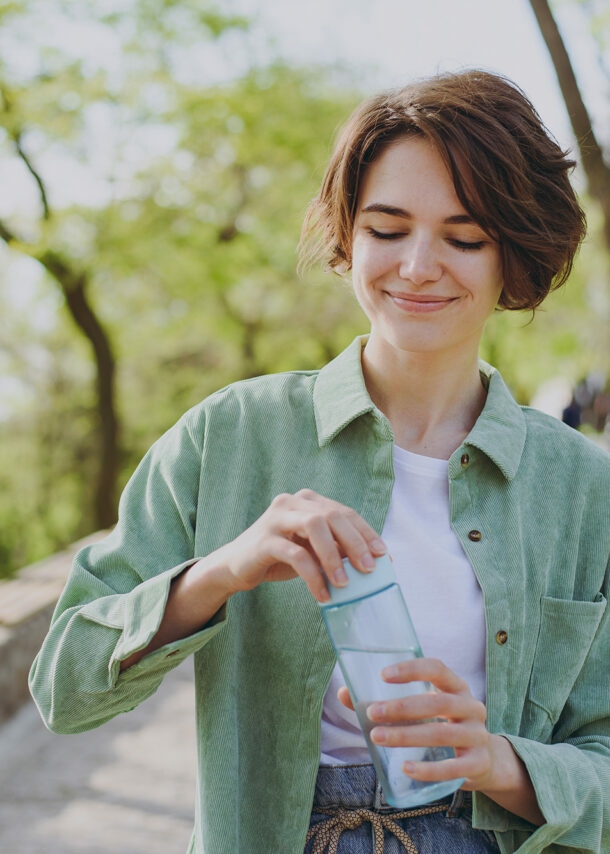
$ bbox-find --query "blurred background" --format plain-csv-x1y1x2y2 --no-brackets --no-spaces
0,0,609,580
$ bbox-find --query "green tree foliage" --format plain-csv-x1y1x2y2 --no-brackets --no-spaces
91,64,366,458
0,0,364,577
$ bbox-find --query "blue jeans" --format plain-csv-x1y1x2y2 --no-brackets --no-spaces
305,765,500,854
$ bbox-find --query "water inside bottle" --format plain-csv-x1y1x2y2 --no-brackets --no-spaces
337,645,463,807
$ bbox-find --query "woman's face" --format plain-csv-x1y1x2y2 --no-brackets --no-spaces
351,136,503,362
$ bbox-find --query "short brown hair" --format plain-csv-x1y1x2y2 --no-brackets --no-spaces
300,69,587,310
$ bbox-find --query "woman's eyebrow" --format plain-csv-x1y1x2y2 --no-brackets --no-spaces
360,203,410,218
444,214,476,225
360,204,476,226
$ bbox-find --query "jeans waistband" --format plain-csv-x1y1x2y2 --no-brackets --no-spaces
313,764,471,817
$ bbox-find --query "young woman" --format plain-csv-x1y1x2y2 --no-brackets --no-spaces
30,70,609,854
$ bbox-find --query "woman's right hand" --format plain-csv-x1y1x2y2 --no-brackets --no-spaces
206,489,387,603
121,490,385,669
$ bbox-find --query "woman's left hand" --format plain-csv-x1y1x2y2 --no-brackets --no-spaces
339,656,492,790
337,656,544,824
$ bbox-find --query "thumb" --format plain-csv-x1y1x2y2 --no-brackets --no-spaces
337,685,354,711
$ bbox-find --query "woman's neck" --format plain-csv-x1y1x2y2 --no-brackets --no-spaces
361,339,487,459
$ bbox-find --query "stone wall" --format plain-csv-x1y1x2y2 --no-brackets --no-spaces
0,532,108,725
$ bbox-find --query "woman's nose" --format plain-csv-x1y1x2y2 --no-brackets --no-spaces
398,235,442,285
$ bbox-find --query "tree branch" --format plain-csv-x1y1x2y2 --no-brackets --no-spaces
529,0,610,247
15,132,51,220
1,82,51,221
0,216,17,245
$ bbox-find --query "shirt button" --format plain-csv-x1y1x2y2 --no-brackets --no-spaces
460,453,470,467
468,530,482,542
495,630,508,645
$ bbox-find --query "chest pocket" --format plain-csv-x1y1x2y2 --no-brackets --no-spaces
522,594,606,743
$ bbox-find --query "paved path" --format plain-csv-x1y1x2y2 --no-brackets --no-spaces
0,661,196,854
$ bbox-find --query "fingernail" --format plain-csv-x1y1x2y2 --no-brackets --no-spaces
333,566,348,586
371,539,386,554
367,703,385,721
371,727,388,744
381,665,400,680
361,552,376,570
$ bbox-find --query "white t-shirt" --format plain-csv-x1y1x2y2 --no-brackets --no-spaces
320,444,487,765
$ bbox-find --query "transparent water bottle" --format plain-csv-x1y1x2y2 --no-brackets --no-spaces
319,554,464,807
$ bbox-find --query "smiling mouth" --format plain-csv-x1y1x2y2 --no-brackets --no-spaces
387,292,458,310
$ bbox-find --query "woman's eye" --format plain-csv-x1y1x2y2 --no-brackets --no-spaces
367,228,404,241
450,239,486,251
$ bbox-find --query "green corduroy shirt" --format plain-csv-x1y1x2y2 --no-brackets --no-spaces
30,337,610,854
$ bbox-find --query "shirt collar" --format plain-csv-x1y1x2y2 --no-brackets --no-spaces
466,362,526,481
313,336,526,481
313,336,378,446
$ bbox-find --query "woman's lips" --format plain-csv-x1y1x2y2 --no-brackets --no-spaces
387,291,458,312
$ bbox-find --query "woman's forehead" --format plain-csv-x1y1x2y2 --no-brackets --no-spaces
357,137,466,215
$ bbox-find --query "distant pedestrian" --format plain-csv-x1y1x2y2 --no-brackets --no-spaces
561,396,581,429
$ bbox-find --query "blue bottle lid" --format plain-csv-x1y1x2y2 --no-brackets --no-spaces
319,553,396,607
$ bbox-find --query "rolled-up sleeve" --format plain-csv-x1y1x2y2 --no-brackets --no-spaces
29,406,226,734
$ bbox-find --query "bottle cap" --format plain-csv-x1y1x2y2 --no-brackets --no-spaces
319,553,396,607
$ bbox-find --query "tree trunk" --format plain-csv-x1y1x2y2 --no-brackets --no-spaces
0,114,122,532
529,0,610,250
64,279,119,529
39,252,120,529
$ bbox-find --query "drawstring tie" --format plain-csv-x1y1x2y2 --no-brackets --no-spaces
306,802,448,854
